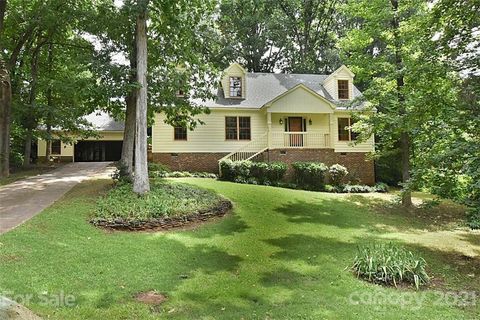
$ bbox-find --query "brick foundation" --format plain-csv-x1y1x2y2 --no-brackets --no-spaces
151,152,228,173
266,148,375,185
151,149,375,185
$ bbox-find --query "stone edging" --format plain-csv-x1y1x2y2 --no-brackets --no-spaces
90,199,232,231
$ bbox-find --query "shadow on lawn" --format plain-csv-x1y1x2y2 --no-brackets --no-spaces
70,238,243,309
274,198,374,230
188,213,249,239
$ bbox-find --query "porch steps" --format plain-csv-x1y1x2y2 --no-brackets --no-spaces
218,132,269,171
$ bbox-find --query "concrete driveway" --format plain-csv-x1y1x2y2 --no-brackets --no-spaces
0,162,113,234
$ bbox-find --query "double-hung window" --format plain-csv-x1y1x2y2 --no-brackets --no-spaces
338,118,357,141
225,116,250,140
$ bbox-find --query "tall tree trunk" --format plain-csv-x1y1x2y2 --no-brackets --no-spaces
391,0,412,207
0,0,11,177
121,91,136,177
45,43,54,162
23,130,32,166
133,0,150,194
23,42,41,167
0,60,11,177
120,30,138,179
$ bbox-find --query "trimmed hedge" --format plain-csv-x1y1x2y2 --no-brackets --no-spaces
219,160,287,184
292,162,328,190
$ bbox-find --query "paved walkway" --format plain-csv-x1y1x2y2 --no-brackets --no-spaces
0,162,113,234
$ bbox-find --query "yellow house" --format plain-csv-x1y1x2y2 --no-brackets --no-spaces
38,63,375,184
152,63,375,184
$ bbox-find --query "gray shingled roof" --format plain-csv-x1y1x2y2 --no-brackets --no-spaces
84,112,124,131
194,72,362,109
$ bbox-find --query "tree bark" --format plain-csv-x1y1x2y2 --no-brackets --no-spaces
390,0,412,207
121,90,136,178
120,28,138,179
0,0,11,177
0,60,11,177
45,43,54,162
23,42,41,167
133,0,150,194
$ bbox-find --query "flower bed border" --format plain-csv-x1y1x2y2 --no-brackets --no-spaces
90,199,232,231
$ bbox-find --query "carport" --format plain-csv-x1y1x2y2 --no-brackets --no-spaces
74,141,122,162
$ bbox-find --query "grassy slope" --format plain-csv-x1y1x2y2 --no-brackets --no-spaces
0,178,478,319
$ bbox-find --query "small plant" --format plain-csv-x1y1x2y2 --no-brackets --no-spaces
351,243,430,289
329,164,348,186
374,182,389,193
292,162,328,190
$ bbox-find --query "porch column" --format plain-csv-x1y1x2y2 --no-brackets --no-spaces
328,113,335,148
267,111,272,149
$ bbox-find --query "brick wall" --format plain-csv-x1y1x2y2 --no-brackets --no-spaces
266,148,375,185
151,149,375,185
151,152,228,173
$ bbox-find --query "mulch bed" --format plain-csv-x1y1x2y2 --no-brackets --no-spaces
90,199,232,231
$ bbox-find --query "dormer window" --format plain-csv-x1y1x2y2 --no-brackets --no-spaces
229,76,242,98
338,80,349,100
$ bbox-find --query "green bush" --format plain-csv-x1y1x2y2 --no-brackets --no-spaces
374,182,389,193
148,162,170,173
351,243,430,289
250,161,287,184
342,184,374,193
220,160,287,184
328,164,348,186
94,180,225,222
466,207,480,229
292,162,328,190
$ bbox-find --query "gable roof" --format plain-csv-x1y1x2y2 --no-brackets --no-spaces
194,72,362,110
263,83,336,110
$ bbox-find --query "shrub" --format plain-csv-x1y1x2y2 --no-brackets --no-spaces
292,162,328,190
219,160,251,181
466,207,480,229
148,162,170,173
250,161,287,184
342,184,374,193
374,182,389,193
328,164,348,186
351,243,430,289
220,160,287,184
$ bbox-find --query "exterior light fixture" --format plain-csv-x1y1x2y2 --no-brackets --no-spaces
279,118,283,125
309,119,312,125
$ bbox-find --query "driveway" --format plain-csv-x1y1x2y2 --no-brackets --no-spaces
0,162,113,234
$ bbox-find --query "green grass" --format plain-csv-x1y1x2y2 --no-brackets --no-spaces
0,178,479,319
0,165,58,186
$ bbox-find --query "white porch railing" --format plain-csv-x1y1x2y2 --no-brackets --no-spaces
271,132,330,148
219,132,269,163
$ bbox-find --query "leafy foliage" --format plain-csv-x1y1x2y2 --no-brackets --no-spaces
292,161,328,190
351,243,430,289
219,160,287,185
328,164,348,186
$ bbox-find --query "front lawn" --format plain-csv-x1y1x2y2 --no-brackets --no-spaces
0,178,478,319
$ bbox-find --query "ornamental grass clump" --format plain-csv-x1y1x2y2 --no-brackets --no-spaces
351,243,430,289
